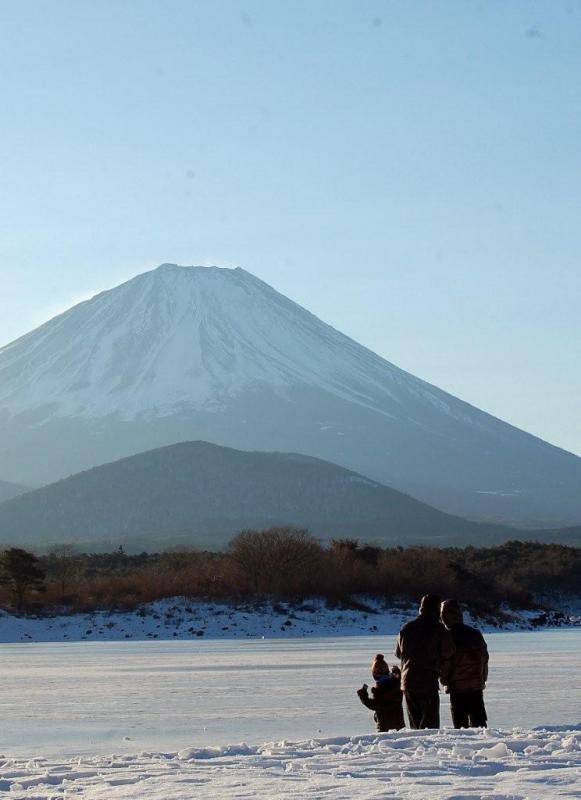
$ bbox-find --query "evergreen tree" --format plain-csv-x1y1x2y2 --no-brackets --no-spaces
0,547,46,612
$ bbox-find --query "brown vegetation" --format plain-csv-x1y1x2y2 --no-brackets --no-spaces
0,529,580,615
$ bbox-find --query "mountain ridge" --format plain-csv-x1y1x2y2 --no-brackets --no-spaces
0,480,29,504
0,440,521,551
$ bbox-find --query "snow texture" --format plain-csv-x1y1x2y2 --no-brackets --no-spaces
3,727,581,799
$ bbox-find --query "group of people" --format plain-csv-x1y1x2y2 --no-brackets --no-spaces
357,594,489,731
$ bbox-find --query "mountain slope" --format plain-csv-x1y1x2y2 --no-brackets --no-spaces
0,263,579,525
0,263,479,420
0,441,519,550
0,480,29,504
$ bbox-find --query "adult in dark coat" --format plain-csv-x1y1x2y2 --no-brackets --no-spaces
440,599,489,728
395,594,455,729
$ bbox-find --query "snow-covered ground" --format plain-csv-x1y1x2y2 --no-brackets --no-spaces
3,727,581,799
0,598,410,643
2,631,581,759
3,605,581,798
0,596,578,644
2,629,581,797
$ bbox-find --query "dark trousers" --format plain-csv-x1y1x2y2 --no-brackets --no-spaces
450,690,487,728
404,689,440,729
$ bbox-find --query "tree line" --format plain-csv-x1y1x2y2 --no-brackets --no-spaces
0,528,580,615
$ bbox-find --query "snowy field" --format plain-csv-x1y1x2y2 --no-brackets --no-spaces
3,727,581,799
2,630,581,797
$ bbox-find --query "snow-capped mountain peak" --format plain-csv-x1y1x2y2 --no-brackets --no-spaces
0,263,445,422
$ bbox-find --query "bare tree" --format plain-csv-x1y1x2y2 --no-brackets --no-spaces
229,527,323,596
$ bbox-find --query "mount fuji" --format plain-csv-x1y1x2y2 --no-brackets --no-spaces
0,263,579,526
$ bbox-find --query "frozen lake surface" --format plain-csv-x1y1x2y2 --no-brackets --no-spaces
1,630,581,758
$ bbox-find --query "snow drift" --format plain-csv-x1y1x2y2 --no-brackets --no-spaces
3,728,581,799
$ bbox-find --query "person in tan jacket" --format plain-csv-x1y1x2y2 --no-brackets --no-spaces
440,598,489,728
395,594,455,729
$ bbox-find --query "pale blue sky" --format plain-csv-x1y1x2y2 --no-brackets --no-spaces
0,1,579,453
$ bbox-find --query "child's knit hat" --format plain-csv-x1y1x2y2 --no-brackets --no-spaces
371,653,390,680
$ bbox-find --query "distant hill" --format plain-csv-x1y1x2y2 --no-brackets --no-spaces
0,441,523,551
0,479,29,504
532,523,581,545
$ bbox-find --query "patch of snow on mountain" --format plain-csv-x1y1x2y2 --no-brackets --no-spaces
0,264,481,424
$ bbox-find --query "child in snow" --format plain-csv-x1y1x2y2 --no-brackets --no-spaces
357,654,405,731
